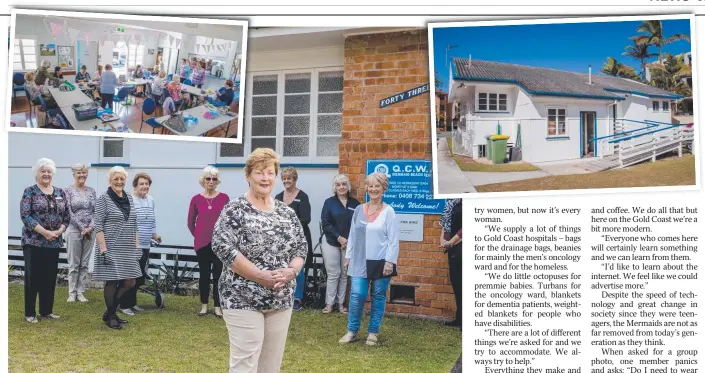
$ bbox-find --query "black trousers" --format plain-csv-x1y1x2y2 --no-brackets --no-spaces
100,93,113,109
120,249,150,309
23,245,60,317
196,244,222,306
447,244,462,324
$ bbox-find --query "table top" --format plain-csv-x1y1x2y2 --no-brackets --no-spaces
125,78,151,86
48,87,95,108
155,105,236,136
180,84,216,97
62,109,131,133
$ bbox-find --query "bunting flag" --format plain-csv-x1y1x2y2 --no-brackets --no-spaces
99,40,105,48
50,22,64,39
42,18,53,38
83,31,93,44
175,38,181,48
67,28,81,44
168,35,175,48
134,33,141,45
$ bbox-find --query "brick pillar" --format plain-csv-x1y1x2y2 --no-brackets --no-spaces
339,30,454,320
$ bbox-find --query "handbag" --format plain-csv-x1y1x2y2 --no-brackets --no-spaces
162,112,187,133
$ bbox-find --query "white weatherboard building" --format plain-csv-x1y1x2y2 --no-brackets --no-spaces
449,58,688,167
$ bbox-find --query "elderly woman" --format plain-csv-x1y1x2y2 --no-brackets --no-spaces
24,71,58,110
440,199,462,328
75,65,91,83
65,163,97,303
132,64,144,79
20,158,70,323
274,167,312,312
93,64,104,82
151,71,167,102
93,166,142,329
35,60,61,86
212,148,307,373
320,174,361,314
188,166,230,317
100,64,119,110
339,172,399,347
119,173,161,316
190,60,207,88
52,66,64,80
179,58,191,79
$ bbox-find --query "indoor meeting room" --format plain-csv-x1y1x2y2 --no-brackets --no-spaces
9,11,245,139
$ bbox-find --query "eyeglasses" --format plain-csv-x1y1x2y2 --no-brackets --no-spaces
205,177,218,182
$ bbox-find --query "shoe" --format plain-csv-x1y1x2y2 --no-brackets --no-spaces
67,294,77,302
103,312,128,324
119,308,135,316
41,314,60,320
293,300,303,312
338,305,348,314
105,315,122,329
25,316,39,323
214,307,223,318
76,294,89,303
131,305,144,312
366,333,379,346
339,332,357,344
322,305,333,314
198,305,208,316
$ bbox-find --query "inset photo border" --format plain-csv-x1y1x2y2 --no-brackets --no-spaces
429,15,699,198
7,8,248,144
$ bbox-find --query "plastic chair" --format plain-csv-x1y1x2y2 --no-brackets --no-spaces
113,86,132,114
12,72,25,103
139,98,164,134
167,74,173,82
143,70,151,79
183,78,192,86
25,88,35,122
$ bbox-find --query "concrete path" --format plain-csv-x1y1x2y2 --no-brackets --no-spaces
436,137,477,194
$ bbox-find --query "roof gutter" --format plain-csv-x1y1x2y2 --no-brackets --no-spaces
452,75,624,101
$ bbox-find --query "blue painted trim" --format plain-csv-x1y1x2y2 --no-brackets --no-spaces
608,123,687,144
474,111,511,114
91,163,130,168
452,76,625,101
603,88,681,100
212,163,339,169
593,114,598,157
546,136,570,140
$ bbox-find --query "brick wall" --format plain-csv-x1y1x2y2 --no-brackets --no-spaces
339,30,455,321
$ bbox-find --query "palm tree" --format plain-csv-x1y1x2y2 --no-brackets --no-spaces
634,20,690,64
602,57,639,80
649,53,692,97
623,36,658,81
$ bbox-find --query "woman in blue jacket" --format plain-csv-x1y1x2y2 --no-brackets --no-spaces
320,174,360,314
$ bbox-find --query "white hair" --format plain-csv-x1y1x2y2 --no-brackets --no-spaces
172,75,181,84
331,173,351,194
199,166,221,187
71,163,89,173
33,158,56,178
107,166,128,182
41,60,51,69
365,172,389,192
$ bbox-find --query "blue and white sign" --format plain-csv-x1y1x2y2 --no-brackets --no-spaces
379,83,430,108
366,160,444,215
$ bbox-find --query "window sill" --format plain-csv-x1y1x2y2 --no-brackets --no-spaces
546,136,569,140
90,163,131,168
474,111,511,114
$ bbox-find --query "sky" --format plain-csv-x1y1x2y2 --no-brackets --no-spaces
432,19,692,92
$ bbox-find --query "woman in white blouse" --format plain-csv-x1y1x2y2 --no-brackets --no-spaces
339,172,399,347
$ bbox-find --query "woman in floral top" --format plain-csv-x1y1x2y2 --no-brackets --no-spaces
190,60,207,88
65,163,96,303
20,158,70,323
212,148,307,373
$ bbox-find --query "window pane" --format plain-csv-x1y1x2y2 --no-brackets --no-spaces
318,92,343,113
558,109,566,116
253,74,278,95
499,104,507,111
317,136,341,157
251,116,277,136
252,96,277,116
22,39,35,47
13,55,22,63
14,39,19,46
547,122,556,136
284,116,310,136
285,73,311,93
13,62,23,70
26,63,37,70
479,93,487,99
318,115,342,135
103,139,124,158
284,137,309,157
14,45,20,54
220,143,244,158
285,95,310,115
251,137,276,151
548,108,556,116
478,104,487,111
318,71,343,92
25,54,36,63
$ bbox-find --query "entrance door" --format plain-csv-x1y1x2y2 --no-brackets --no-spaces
98,41,114,68
580,111,596,157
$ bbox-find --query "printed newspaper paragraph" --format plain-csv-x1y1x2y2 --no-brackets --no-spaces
470,203,700,373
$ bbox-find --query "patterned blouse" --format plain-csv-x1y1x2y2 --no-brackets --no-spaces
65,185,96,232
20,185,71,248
166,82,182,101
190,67,206,86
212,195,308,311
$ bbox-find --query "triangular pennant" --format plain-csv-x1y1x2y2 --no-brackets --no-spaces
168,35,174,48
134,33,141,45
83,31,93,43
99,40,105,48
68,28,80,44
50,22,64,39
43,18,53,38
175,38,181,48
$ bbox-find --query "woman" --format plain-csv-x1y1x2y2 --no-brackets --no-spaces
20,158,70,323
440,199,462,328
274,167,311,312
339,172,399,347
93,166,142,329
132,64,144,79
52,66,64,80
166,75,183,102
212,148,307,373
188,166,230,317
207,79,236,107
65,163,96,303
100,64,118,109
151,71,167,102
35,60,60,86
190,60,207,88
119,173,161,316
75,65,91,83
93,64,103,82
179,58,191,79
320,174,360,314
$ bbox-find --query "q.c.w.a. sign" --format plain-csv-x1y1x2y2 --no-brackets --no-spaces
366,159,444,215
379,83,430,108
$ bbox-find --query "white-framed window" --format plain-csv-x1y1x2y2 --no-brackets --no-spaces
652,101,660,111
662,101,670,112
100,137,130,164
128,44,145,68
477,92,508,112
13,35,37,71
217,67,343,164
547,107,567,137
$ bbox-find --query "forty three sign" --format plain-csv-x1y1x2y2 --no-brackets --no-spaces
379,83,430,108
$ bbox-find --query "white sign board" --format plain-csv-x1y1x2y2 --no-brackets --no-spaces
398,214,424,242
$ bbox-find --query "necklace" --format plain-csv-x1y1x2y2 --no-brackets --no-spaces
204,191,217,210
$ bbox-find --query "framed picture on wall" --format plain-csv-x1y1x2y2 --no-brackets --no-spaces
39,43,56,56
57,45,75,69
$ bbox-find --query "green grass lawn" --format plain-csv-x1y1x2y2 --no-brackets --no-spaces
453,154,540,172
476,154,696,192
7,284,461,373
